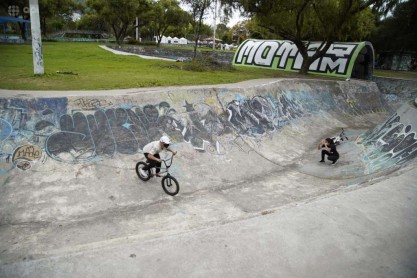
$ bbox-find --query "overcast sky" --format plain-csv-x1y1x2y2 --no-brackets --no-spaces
180,3,247,28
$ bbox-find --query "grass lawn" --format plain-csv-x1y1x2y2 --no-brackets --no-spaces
1,42,415,91
373,69,417,80
0,42,299,90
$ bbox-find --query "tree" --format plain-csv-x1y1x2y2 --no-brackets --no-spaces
230,21,249,44
147,0,190,47
39,0,81,35
76,12,107,32
181,0,214,60
369,0,417,53
215,23,230,42
222,0,400,74
87,0,149,44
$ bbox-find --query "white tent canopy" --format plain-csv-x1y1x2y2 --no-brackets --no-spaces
155,35,188,45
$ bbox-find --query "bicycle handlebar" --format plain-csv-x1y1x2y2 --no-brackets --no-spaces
161,154,174,167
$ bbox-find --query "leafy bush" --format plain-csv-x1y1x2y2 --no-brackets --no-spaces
126,39,156,46
181,56,234,72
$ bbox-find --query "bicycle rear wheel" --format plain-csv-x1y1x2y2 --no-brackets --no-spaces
161,175,179,196
136,161,151,181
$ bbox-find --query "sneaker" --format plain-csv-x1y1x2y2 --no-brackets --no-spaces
155,173,162,177
139,168,148,177
319,160,325,163
332,160,338,165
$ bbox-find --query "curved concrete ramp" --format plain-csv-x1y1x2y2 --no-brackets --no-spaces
1,79,416,277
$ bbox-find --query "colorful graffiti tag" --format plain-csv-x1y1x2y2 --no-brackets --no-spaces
360,108,417,173
233,40,374,79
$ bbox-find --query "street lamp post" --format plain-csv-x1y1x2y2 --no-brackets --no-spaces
29,0,44,75
212,0,217,50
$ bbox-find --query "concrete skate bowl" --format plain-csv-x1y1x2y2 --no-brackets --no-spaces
0,78,416,264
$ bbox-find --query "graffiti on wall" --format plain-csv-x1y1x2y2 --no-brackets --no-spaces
0,98,69,172
0,92,310,172
0,87,383,173
226,94,308,135
72,97,114,110
233,40,369,78
360,112,417,173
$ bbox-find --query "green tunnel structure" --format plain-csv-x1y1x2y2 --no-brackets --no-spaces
233,40,375,80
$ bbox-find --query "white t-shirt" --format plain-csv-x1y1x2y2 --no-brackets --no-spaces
143,141,163,155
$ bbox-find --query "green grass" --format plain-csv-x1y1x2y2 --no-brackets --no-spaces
0,42,296,90
2,42,414,91
374,69,417,80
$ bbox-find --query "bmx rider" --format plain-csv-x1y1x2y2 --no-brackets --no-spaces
140,136,177,177
318,138,339,165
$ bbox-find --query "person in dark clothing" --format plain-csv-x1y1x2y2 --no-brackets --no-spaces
318,138,339,165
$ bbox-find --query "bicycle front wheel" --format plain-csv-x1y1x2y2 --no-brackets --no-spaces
136,161,151,181
161,175,179,196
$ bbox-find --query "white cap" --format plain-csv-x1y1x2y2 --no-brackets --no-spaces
160,136,171,144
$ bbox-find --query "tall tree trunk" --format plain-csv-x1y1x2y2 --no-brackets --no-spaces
294,40,333,75
193,36,198,60
292,39,310,75
300,55,311,75
113,23,128,45
41,17,47,36
192,3,207,61
18,22,27,41
192,25,199,61
156,34,162,47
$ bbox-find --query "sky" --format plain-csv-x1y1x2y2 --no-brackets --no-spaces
180,3,247,28
71,3,246,29
219,9,248,27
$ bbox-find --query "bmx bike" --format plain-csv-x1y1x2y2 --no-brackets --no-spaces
331,128,349,145
135,155,180,196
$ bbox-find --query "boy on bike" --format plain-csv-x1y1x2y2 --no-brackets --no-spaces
139,136,177,177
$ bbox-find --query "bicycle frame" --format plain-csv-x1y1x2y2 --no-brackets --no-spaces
136,154,180,196
331,128,349,145
147,155,174,176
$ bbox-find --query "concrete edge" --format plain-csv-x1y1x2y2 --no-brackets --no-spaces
0,78,371,98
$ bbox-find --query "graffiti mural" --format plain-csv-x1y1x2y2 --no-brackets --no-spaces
0,96,236,168
226,94,306,135
0,98,67,173
45,104,189,163
180,100,230,151
233,40,374,79
0,85,397,173
0,90,335,171
360,111,417,173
